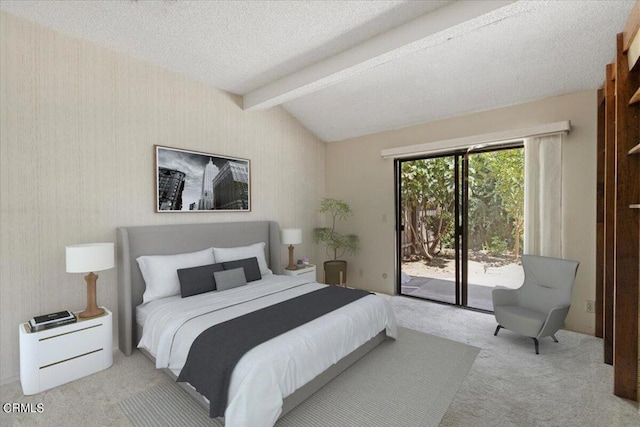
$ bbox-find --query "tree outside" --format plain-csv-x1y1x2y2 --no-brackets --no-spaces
400,156,456,263
467,149,524,259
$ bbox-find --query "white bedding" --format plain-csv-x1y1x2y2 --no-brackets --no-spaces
137,274,397,427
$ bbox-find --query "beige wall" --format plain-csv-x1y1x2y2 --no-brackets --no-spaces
326,90,597,335
0,12,325,383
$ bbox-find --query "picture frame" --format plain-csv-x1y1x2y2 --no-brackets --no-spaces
155,145,251,212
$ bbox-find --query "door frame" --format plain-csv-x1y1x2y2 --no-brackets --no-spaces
394,152,464,306
394,142,524,311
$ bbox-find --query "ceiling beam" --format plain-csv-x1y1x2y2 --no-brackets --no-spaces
243,0,517,111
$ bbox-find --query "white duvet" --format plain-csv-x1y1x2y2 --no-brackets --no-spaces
137,274,398,427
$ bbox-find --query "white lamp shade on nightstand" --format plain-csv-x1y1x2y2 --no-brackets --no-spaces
66,243,114,273
281,229,302,245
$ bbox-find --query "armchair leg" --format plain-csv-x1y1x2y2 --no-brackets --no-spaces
551,334,558,343
533,338,539,354
494,325,502,336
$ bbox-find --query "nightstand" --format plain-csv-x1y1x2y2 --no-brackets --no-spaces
19,308,113,395
282,264,317,282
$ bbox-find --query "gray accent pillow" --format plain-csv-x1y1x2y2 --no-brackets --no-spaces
222,257,261,282
177,262,224,298
213,267,248,291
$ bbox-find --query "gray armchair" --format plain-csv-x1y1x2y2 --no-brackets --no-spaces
492,254,579,354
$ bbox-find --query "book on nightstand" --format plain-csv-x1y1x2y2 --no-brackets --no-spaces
28,310,76,332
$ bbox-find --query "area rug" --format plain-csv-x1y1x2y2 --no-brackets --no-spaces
120,327,480,427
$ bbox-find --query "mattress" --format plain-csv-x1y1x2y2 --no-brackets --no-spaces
137,274,397,427
136,294,179,329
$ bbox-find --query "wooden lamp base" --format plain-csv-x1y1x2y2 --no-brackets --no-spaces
285,244,298,270
78,272,105,319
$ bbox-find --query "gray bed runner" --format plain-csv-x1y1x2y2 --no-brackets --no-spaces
177,285,371,418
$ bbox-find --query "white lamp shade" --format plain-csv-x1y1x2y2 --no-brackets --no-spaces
66,243,115,273
280,228,302,245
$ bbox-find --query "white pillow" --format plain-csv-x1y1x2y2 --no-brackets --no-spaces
212,242,272,276
137,248,215,303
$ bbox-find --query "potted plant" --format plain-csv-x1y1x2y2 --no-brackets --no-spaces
313,198,359,285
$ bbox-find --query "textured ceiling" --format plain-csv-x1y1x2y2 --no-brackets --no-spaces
1,1,634,142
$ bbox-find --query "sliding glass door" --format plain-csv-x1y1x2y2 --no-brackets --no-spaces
397,144,524,311
464,148,525,310
398,154,461,305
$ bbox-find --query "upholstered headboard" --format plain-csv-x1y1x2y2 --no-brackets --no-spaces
116,221,281,355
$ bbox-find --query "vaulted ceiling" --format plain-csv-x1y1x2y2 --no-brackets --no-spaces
1,1,634,142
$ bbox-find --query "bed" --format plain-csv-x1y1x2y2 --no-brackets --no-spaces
117,221,397,426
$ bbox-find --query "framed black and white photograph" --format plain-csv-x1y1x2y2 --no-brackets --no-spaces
155,145,250,212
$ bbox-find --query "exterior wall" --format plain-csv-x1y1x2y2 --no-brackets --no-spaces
325,90,597,335
0,12,326,383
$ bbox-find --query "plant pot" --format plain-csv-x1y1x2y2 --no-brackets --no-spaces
324,260,347,285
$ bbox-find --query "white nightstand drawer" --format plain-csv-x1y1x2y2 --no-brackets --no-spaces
20,309,113,395
38,324,104,367
39,349,105,393
282,264,317,282
297,270,316,282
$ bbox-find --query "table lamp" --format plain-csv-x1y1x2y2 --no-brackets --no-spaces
66,242,114,318
281,229,302,271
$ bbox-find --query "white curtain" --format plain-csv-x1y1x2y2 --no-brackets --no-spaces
523,134,563,257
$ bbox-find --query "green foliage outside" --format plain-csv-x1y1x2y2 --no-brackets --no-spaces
401,148,524,263
401,156,456,261
470,149,524,258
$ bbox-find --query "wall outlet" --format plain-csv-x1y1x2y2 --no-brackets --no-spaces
359,268,363,278
586,300,595,313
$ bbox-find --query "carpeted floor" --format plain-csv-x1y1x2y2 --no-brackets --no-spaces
120,327,478,427
391,296,639,426
1,296,638,426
